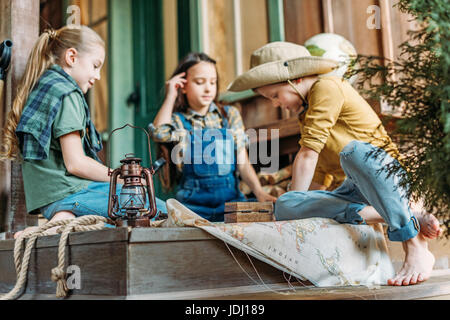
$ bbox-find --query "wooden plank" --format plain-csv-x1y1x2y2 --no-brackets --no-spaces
127,238,289,296
129,227,215,243
240,96,279,130
225,202,274,213
330,0,383,57
284,0,323,44
108,0,135,169
208,274,450,300
267,0,285,42
0,239,14,251
0,227,129,251
205,0,237,98
240,0,269,72
0,240,128,296
224,212,275,223
248,117,300,144
127,282,312,300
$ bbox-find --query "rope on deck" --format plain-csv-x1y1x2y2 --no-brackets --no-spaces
0,215,107,300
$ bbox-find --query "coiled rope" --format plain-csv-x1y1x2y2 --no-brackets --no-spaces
0,215,108,300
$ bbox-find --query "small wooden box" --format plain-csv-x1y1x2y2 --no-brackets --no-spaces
224,202,274,223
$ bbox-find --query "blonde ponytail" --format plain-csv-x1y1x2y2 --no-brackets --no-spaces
1,26,104,160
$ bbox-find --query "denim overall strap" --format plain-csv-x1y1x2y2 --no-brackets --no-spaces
174,106,230,130
221,105,230,129
174,111,192,132
174,109,236,178
174,107,246,221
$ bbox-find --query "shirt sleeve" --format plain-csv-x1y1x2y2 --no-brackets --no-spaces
226,106,249,153
148,114,186,143
299,78,345,154
52,92,85,139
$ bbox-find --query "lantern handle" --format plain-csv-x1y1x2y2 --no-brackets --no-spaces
106,124,154,174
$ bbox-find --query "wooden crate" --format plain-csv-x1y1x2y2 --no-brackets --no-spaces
224,212,275,223
224,202,273,213
0,227,291,299
224,202,274,223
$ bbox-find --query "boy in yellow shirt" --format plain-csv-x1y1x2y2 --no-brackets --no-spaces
228,41,442,287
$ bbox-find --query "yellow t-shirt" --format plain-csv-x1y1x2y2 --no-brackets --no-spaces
299,76,401,188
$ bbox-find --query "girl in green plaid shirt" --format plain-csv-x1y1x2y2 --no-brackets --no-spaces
150,53,275,221
1,26,166,238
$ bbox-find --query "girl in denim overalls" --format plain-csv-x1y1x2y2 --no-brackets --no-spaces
228,41,442,287
150,53,275,221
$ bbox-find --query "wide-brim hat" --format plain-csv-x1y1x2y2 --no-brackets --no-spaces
227,41,339,92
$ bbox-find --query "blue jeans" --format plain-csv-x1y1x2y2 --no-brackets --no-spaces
40,181,167,221
275,140,419,242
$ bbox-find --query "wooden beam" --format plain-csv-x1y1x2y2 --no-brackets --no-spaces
177,0,203,59
107,0,135,169
0,0,40,237
267,0,285,42
321,0,334,33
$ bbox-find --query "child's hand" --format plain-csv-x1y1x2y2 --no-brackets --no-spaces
254,189,277,203
165,72,187,100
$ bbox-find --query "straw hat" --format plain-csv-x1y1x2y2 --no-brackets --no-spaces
227,41,339,92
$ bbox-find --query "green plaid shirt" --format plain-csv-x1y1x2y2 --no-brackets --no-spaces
16,64,102,161
148,103,248,172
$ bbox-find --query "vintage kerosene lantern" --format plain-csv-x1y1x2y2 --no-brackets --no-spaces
107,124,165,227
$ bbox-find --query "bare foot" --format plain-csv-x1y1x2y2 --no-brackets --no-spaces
13,211,76,240
13,226,40,239
409,200,443,239
387,234,435,286
416,213,443,239
13,225,61,239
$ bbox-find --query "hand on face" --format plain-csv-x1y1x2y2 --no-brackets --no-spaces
166,72,187,100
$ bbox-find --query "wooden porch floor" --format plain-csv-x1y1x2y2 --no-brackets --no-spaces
206,271,450,300
1,226,449,300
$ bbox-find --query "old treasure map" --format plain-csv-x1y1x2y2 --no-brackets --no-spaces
155,199,395,287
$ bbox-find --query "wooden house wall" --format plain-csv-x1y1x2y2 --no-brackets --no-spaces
237,0,416,131
0,0,40,235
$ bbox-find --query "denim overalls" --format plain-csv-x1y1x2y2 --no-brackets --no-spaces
175,107,247,221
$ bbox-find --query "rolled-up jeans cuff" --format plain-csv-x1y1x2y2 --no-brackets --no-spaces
387,216,420,242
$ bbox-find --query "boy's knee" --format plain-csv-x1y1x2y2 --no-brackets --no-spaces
339,140,373,170
340,140,366,159
274,191,308,221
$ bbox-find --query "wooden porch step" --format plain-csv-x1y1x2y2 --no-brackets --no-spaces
206,270,450,300
0,227,304,299
1,226,448,300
